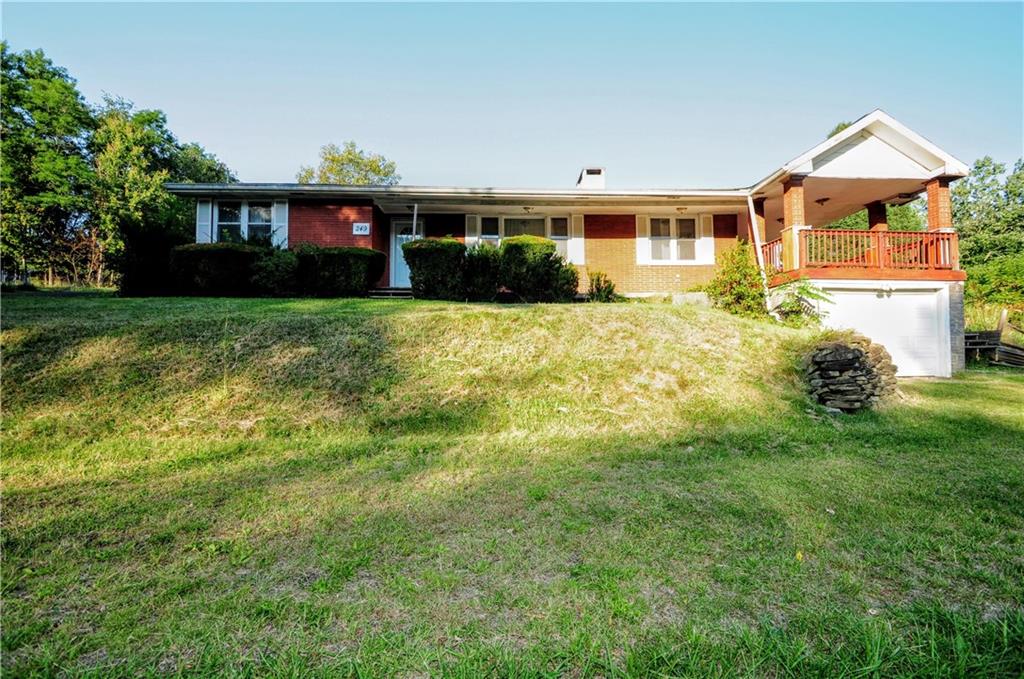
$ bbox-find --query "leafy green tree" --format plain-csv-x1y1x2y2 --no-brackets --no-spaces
1,42,95,283
90,98,234,293
821,121,924,231
297,141,400,185
953,157,1024,266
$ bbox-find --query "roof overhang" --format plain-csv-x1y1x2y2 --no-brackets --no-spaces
163,182,750,211
165,110,968,218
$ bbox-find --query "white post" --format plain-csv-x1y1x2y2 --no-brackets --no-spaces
411,204,419,238
746,195,770,306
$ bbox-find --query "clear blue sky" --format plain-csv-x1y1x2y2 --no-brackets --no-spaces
4,2,1022,188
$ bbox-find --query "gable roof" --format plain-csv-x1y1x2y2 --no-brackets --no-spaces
750,109,969,194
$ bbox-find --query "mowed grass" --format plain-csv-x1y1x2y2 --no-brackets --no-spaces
2,291,1023,677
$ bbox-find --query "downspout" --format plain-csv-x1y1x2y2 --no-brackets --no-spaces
746,193,771,309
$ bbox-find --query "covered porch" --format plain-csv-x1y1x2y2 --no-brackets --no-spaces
746,111,967,286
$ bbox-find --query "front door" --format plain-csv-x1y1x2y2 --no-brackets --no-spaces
391,218,423,288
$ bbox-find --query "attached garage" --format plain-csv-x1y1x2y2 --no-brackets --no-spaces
813,280,957,378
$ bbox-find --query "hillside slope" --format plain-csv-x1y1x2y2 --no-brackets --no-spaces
3,293,1023,676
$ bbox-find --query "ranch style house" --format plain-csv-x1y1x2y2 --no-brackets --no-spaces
167,110,969,378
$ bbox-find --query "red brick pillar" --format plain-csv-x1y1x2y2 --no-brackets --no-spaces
782,176,806,227
867,201,888,231
926,177,952,231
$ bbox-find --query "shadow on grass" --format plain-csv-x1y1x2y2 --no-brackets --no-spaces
3,292,1023,675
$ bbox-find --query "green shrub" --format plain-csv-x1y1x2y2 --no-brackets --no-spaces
402,237,466,300
169,243,264,296
499,235,579,302
116,224,191,296
770,277,831,327
464,243,501,302
251,248,299,297
705,242,766,317
295,245,385,297
966,253,1024,305
587,271,622,302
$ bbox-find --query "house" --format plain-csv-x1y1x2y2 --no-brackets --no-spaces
166,110,969,377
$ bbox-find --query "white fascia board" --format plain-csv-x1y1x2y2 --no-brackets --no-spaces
748,109,969,194
164,182,750,201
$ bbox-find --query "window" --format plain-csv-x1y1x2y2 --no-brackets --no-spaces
481,217,500,246
676,217,697,260
504,217,546,237
550,217,569,257
217,202,243,243
473,216,572,253
645,215,703,263
247,202,273,243
216,200,278,244
650,218,672,261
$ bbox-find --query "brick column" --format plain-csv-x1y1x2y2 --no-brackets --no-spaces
782,176,806,227
926,177,953,231
867,201,888,231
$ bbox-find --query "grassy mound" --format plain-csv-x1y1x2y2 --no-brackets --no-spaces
3,292,1023,676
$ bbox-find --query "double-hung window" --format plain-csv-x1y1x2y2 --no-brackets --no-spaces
215,200,275,244
647,216,700,262
676,218,697,260
247,202,273,244
217,202,243,243
480,217,500,247
549,217,569,258
475,216,571,254
650,218,672,260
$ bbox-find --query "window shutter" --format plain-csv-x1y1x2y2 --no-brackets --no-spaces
567,214,585,264
272,200,289,248
636,215,650,264
196,200,212,243
700,214,714,239
695,214,715,264
465,214,479,247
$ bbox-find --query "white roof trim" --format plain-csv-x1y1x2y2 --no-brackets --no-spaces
750,109,969,194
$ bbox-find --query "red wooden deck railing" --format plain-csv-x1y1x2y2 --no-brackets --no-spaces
799,229,958,271
761,238,783,273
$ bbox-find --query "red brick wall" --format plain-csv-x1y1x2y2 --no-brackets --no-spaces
289,200,376,249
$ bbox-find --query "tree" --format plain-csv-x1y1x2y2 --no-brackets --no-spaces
821,120,924,231
90,98,234,293
1,43,95,283
952,157,1024,266
297,141,400,185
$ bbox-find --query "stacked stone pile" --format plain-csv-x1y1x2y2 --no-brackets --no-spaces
805,335,897,412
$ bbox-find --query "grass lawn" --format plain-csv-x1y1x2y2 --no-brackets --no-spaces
3,291,1023,677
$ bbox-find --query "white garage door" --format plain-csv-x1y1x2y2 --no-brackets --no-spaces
822,288,947,377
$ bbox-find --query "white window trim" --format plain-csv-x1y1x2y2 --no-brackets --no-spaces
213,199,282,244
637,214,715,266
465,212,583,263
467,214,571,245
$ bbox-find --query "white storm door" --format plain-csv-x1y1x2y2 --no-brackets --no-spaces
391,219,422,288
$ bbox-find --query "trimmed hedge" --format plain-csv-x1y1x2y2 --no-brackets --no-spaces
295,245,386,297
251,248,299,297
169,243,383,297
170,243,264,296
464,243,501,302
402,237,467,300
499,235,578,302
